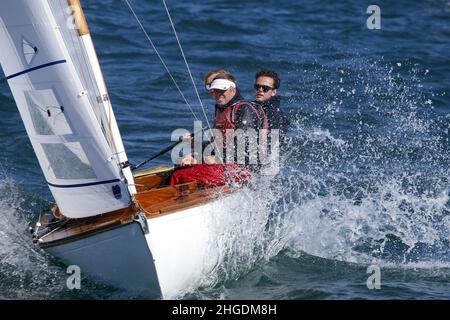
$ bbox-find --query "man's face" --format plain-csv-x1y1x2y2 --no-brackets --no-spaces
211,87,236,106
254,76,277,102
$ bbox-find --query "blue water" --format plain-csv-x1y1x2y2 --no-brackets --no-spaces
0,0,449,299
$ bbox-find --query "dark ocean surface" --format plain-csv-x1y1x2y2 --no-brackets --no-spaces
0,0,449,299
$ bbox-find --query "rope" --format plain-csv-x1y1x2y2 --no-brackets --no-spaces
161,0,211,130
122,0,200,122
163,0,239,188
124,0,238,187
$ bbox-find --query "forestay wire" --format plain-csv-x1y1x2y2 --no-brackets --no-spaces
161,0,238,187
161,0,213,131
123,0,237,186
122,0,200,122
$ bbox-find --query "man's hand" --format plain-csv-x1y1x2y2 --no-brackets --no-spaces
180,154,197,167
181,132,192,142
204,155,218,165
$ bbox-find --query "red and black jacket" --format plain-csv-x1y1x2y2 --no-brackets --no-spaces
214,94,269,138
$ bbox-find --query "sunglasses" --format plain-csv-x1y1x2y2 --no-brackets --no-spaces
254,84,274,93
205,83,212,90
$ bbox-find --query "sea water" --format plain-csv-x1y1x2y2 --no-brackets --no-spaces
0,0,449,299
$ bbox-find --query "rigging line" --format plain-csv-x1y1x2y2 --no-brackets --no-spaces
122,0,200,122
161,0,210,129
162,0,238,188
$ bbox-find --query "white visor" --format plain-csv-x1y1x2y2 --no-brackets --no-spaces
208,79,236,91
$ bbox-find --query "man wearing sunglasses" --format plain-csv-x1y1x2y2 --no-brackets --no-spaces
254,70,290,143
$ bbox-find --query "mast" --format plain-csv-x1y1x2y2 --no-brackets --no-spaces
67,0,137,196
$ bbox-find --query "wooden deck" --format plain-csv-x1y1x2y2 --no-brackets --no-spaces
36,165,233,246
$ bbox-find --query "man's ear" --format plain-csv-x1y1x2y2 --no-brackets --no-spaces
271,89,277,97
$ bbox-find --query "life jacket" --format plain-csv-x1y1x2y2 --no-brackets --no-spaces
214,100,269,138
213,100,270,164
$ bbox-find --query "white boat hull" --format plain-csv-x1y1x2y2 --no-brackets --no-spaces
44,194,231,298
145,201,219,298
46,222,162,298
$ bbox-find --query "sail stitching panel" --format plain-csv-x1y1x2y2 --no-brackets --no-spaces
5,59,67,80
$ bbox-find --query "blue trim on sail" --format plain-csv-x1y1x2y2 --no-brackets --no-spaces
47,179,121,189
5,59,67,80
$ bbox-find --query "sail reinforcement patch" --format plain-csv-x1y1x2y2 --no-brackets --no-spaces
22,38,38,65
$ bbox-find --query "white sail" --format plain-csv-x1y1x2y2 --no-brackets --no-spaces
48,0,137,196
0,0,133,218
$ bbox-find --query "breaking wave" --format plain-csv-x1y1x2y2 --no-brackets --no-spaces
0,169,63,299
190,58,450,297
0,169,133,299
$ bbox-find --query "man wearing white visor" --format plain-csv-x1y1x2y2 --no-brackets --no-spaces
208,73,269,167
175,72,270,186
179,72,268,168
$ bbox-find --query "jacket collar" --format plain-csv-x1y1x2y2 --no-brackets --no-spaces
259,95,280,109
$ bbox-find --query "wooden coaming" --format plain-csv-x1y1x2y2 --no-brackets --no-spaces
37,205,136,247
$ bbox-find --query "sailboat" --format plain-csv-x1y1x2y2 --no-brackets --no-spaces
0,0,241,298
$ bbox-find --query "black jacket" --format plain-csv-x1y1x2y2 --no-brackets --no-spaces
257,96,290,138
